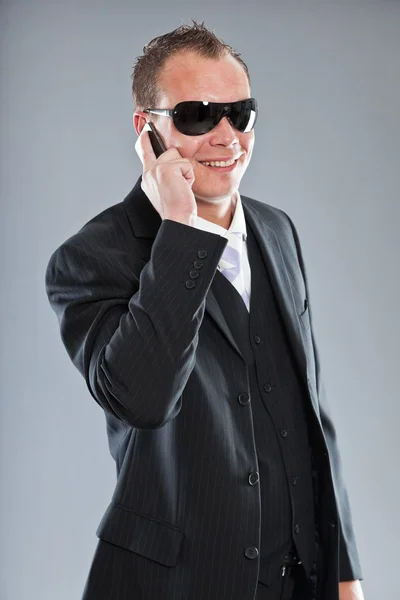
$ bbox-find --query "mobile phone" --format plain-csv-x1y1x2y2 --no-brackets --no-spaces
147,121,167,158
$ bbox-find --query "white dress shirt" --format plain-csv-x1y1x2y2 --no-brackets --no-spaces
193,190,251,306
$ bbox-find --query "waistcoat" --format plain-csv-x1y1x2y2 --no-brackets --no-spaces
211,218,318,586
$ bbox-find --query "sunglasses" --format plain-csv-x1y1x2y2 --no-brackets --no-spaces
143,97,258,136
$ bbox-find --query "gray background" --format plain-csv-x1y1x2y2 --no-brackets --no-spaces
1,1,399,598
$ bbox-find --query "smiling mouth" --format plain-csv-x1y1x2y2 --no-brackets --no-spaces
197,158,240,172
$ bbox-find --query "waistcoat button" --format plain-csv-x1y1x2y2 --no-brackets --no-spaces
237,393,250,405
248,471,259,485
244,546,259,560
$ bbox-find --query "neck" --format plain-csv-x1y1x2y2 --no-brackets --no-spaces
196,193,236,230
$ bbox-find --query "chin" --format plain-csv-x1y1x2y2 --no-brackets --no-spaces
193,185,238,202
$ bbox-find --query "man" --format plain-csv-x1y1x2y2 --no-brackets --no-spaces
45,22,364,600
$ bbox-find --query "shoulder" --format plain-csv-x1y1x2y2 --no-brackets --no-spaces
241,193,296,238
62,198,132,252
45,190,143,284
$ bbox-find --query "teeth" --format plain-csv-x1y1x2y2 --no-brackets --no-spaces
200,158,236,167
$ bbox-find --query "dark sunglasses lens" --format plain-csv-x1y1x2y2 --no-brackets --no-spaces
230,99,258,133
173,99,257,135
173,102,220,135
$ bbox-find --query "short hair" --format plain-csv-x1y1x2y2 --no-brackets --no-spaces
131,19,251,111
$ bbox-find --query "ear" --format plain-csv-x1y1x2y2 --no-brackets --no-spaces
133,112,148,137
134,123,152,165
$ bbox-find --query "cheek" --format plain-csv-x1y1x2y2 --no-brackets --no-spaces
188,138,204,160
241,132,254,152
242,137,255,163
172,137,201,161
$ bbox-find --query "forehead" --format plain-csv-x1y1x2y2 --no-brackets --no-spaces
158,51,250,104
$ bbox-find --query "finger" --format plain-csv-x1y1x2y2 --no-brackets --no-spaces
135,123,154,167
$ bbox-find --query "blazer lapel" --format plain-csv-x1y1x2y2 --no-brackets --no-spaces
205,285,245,360
204,200,308,387
241,201,309,381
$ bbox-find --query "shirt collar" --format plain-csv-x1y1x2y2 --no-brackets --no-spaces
194,190,247,240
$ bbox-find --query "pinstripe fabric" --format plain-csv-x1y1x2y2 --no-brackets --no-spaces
211,221,317,587
45,176,363,600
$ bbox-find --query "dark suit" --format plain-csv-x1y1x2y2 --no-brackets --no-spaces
45,176,363,600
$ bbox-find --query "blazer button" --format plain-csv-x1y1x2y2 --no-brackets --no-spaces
189,269,199,279
280,428,288,438
185,280,196,289
264,383,272,393
193,260,204,269
248,471,259,485
197,249,208,259
244,546,259,560
238,392,250,405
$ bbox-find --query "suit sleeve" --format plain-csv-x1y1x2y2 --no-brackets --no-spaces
45,217,227,429
285,213,363,582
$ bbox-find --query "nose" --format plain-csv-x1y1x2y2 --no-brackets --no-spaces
212,114,239,141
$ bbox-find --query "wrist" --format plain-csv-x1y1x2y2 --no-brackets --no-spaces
163,213,197,227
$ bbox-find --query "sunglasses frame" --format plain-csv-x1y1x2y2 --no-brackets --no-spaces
143,98,258,136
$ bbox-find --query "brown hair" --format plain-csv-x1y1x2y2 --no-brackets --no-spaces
131,19,251,112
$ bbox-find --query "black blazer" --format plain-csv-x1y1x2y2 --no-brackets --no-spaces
45,176,362,600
